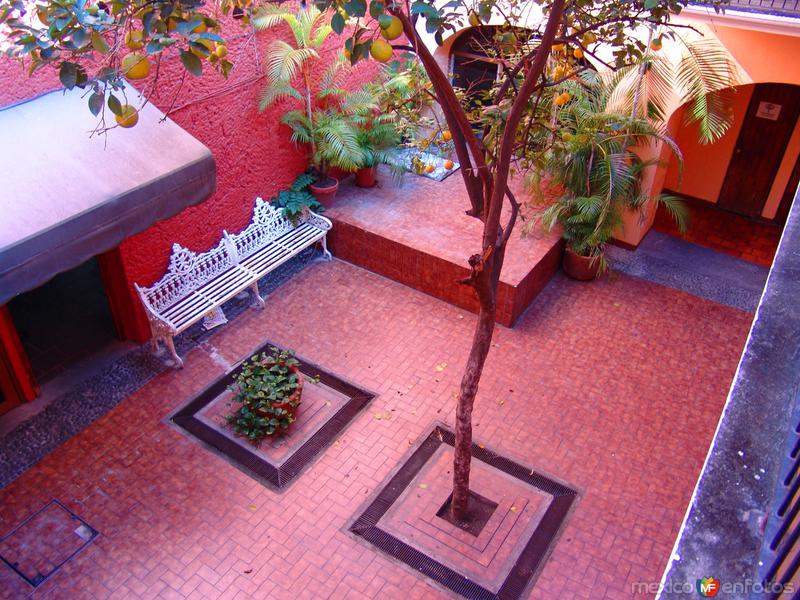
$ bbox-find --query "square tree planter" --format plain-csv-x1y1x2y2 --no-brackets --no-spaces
349,425,578,600
171,342,375,491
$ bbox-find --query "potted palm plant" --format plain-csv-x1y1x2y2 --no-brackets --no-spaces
256,5,366,206
528,72,687,279
353,101,402,187
528,33,740,279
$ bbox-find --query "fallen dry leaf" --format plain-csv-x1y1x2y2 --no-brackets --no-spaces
435,362,448,372
248,504,257,512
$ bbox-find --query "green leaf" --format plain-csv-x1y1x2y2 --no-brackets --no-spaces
71,28,87,49
344,0,367,17
369,1,384,18
330,12,345,34
644,0,658,8
59,61,78,89
411,1,437,16
90,31,109,54
107,94,123,116
377,14,393,29
88,92,103,116
180,50,203,76
142,11,154,36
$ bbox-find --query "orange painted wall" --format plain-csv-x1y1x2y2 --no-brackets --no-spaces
711,25,800,87
663,85,754,204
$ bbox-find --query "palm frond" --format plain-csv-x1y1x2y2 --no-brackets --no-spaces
676,35,741,144
657,194,689,233
259,82,303,110
265,41,318,82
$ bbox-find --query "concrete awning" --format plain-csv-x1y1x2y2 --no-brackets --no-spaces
0,85,216,305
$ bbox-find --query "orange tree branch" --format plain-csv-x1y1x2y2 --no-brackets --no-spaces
483,0,565,251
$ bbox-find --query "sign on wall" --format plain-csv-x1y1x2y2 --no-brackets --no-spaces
756,101,782,121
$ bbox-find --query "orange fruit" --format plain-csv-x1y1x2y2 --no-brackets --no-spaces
650,37,662,51
573,47,584,59
121,53,150,79
214,44,227,58
553,92,571,107
424,164,435,173
124,30,144,50
444,160,454,170
442,130,452,141
380,16,403,41
370,39,393,63
115,104,139,128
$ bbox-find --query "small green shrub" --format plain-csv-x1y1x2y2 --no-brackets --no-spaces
272,172,324,225
227,347,303,442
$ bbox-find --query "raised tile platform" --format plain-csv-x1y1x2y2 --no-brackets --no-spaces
326,169,563,327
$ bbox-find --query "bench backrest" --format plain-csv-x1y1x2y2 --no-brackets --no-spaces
136,237,235,314
225,197,295,261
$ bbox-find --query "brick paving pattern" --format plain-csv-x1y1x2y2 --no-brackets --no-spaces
654,201,782,267
0,260,752,599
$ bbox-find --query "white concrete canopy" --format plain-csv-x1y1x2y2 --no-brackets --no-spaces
0,85,216,305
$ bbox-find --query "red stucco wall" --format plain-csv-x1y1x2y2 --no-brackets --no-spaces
1,12,378,341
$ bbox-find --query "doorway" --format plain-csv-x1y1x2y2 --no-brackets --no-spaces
718,83,800,218
7,257,121,385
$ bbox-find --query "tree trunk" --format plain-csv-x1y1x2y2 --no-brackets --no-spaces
451,299,496,520
451,249,503,520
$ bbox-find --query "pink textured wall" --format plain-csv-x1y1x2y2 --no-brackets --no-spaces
1,12,378,340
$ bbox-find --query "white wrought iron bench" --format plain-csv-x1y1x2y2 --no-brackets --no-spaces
135,198,332,368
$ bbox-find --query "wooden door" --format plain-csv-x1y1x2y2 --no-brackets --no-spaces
719,84,800,218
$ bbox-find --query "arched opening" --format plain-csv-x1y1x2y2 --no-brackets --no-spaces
449,26,536,106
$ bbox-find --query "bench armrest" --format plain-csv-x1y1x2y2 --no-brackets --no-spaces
134,283,177,333
304,210,333,231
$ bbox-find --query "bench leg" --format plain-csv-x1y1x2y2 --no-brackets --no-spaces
250,282,265,309
164,335,184,369
320,235,333,261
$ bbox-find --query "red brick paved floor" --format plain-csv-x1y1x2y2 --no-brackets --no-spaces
0,260,752,600
653,201,782,267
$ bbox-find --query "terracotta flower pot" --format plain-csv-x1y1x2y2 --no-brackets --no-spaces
355,166,377,188
562,246,601,281
310,177,339,208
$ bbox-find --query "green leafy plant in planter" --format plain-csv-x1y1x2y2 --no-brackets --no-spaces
227,347,304,443
526,71,687,279
256,5,367,205
272,172,324,225
352,93,403,187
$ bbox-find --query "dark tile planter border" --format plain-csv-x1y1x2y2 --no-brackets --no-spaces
349,425,578,600
171,341,376,491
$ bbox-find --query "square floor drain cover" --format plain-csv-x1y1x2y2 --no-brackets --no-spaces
0,500,99,587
